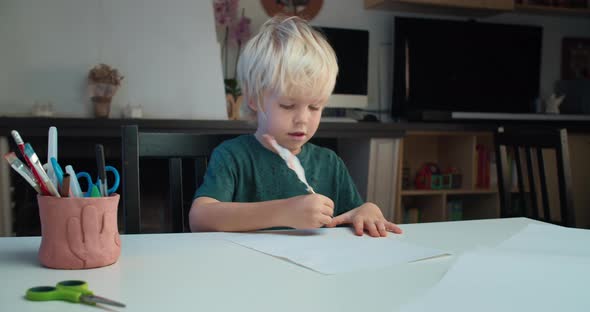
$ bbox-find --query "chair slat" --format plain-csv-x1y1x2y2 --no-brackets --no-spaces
494,128,576,227
122,125,214,234
536,148,550,220
169,158,183,233
513,147,527,215
556,131,575,227
524,147,538,220
122,125,141,234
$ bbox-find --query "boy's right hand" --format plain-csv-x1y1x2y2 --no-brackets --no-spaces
281,194,334,229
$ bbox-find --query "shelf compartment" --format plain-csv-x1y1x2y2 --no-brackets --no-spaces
447,193,500,221
402,194,446,223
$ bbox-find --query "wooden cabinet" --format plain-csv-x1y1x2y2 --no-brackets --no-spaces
340,138,401,222
515,3,590,17
365,0,590,17
396,131,500,224
569,134,590,228
393,130,590,228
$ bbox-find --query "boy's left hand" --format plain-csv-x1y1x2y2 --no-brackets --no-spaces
326,203,402,237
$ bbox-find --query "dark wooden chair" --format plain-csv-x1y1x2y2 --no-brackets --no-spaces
121,125,215,234
494,127,576,227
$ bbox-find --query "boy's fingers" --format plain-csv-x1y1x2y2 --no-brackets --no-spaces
320,205,333,217
353,218,364,236
326,213,347,227
315,194,335,208
376,222,388,237
319,215,333,227
386,222,403,234
365,222,380,237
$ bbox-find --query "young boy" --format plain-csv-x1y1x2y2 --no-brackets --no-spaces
189,16,402,237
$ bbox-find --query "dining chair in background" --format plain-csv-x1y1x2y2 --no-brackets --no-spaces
494,127,576,227
121,125,216,234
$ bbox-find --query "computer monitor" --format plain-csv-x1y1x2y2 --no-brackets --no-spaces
315,26,369,109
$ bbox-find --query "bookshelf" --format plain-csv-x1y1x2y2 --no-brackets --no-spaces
365,0,590,18
396,131,500,224
514,3,590,17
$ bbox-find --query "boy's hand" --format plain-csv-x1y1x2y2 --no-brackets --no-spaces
282,194,334,229
326,203,402,237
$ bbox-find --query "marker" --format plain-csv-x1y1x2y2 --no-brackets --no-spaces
90,183,102,197
3,152,41,194
24,143,60,197
11,130,51,195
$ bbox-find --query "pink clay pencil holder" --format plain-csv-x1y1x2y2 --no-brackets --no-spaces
37,194,121,269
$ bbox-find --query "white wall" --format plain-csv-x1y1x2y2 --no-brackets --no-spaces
0,0,227,119
0,0,589,119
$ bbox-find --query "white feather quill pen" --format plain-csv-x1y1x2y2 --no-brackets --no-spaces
262,134,315,194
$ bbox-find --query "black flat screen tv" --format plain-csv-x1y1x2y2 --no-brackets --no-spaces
392,17,543,120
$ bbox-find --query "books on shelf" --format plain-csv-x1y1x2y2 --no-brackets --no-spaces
475,144,497,189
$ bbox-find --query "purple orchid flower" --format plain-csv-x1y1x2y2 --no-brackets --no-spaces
231,14,251,47
213,0,238,27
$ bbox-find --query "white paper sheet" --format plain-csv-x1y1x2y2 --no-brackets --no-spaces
497,223,590,257
401,248,590,312
223,228,449,274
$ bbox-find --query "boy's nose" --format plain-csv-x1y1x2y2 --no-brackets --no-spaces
293,109,308,124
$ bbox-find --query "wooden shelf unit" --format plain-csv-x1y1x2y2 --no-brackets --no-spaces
364,0,512,16
396,131,499,224
365,0,590,17
515,3,590,17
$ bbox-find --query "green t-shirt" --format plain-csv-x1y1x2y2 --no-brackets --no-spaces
194,134,363,216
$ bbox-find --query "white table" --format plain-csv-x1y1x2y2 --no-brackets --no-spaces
0,218,538,312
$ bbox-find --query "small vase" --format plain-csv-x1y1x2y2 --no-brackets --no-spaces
226,94,242,120
224,79,242,120
92,96,112,118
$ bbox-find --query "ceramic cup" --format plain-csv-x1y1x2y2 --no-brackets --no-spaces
37,194,121,269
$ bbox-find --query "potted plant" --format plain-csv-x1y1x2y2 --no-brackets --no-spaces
213,0,251,120
88,64,124,118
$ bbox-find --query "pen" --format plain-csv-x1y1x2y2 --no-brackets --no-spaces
265,135,315,194
96,144,107,197
11,130,51,196
3,152,41,194
24,143,60,197
64,165,83,197
60,173,71,197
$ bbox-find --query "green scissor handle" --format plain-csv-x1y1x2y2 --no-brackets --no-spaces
26,280,94,304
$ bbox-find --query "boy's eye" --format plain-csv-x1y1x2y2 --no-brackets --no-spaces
279,104,294,110
309,106,321,111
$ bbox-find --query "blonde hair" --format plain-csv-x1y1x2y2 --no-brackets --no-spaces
237,15,338,120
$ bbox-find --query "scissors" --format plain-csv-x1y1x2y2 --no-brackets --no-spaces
25,280,125,307
76,165,120,197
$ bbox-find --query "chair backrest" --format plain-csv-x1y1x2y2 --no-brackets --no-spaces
121,125,215,234
494,127,575,227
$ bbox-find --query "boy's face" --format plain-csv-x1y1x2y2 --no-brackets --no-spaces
252,91,325,155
